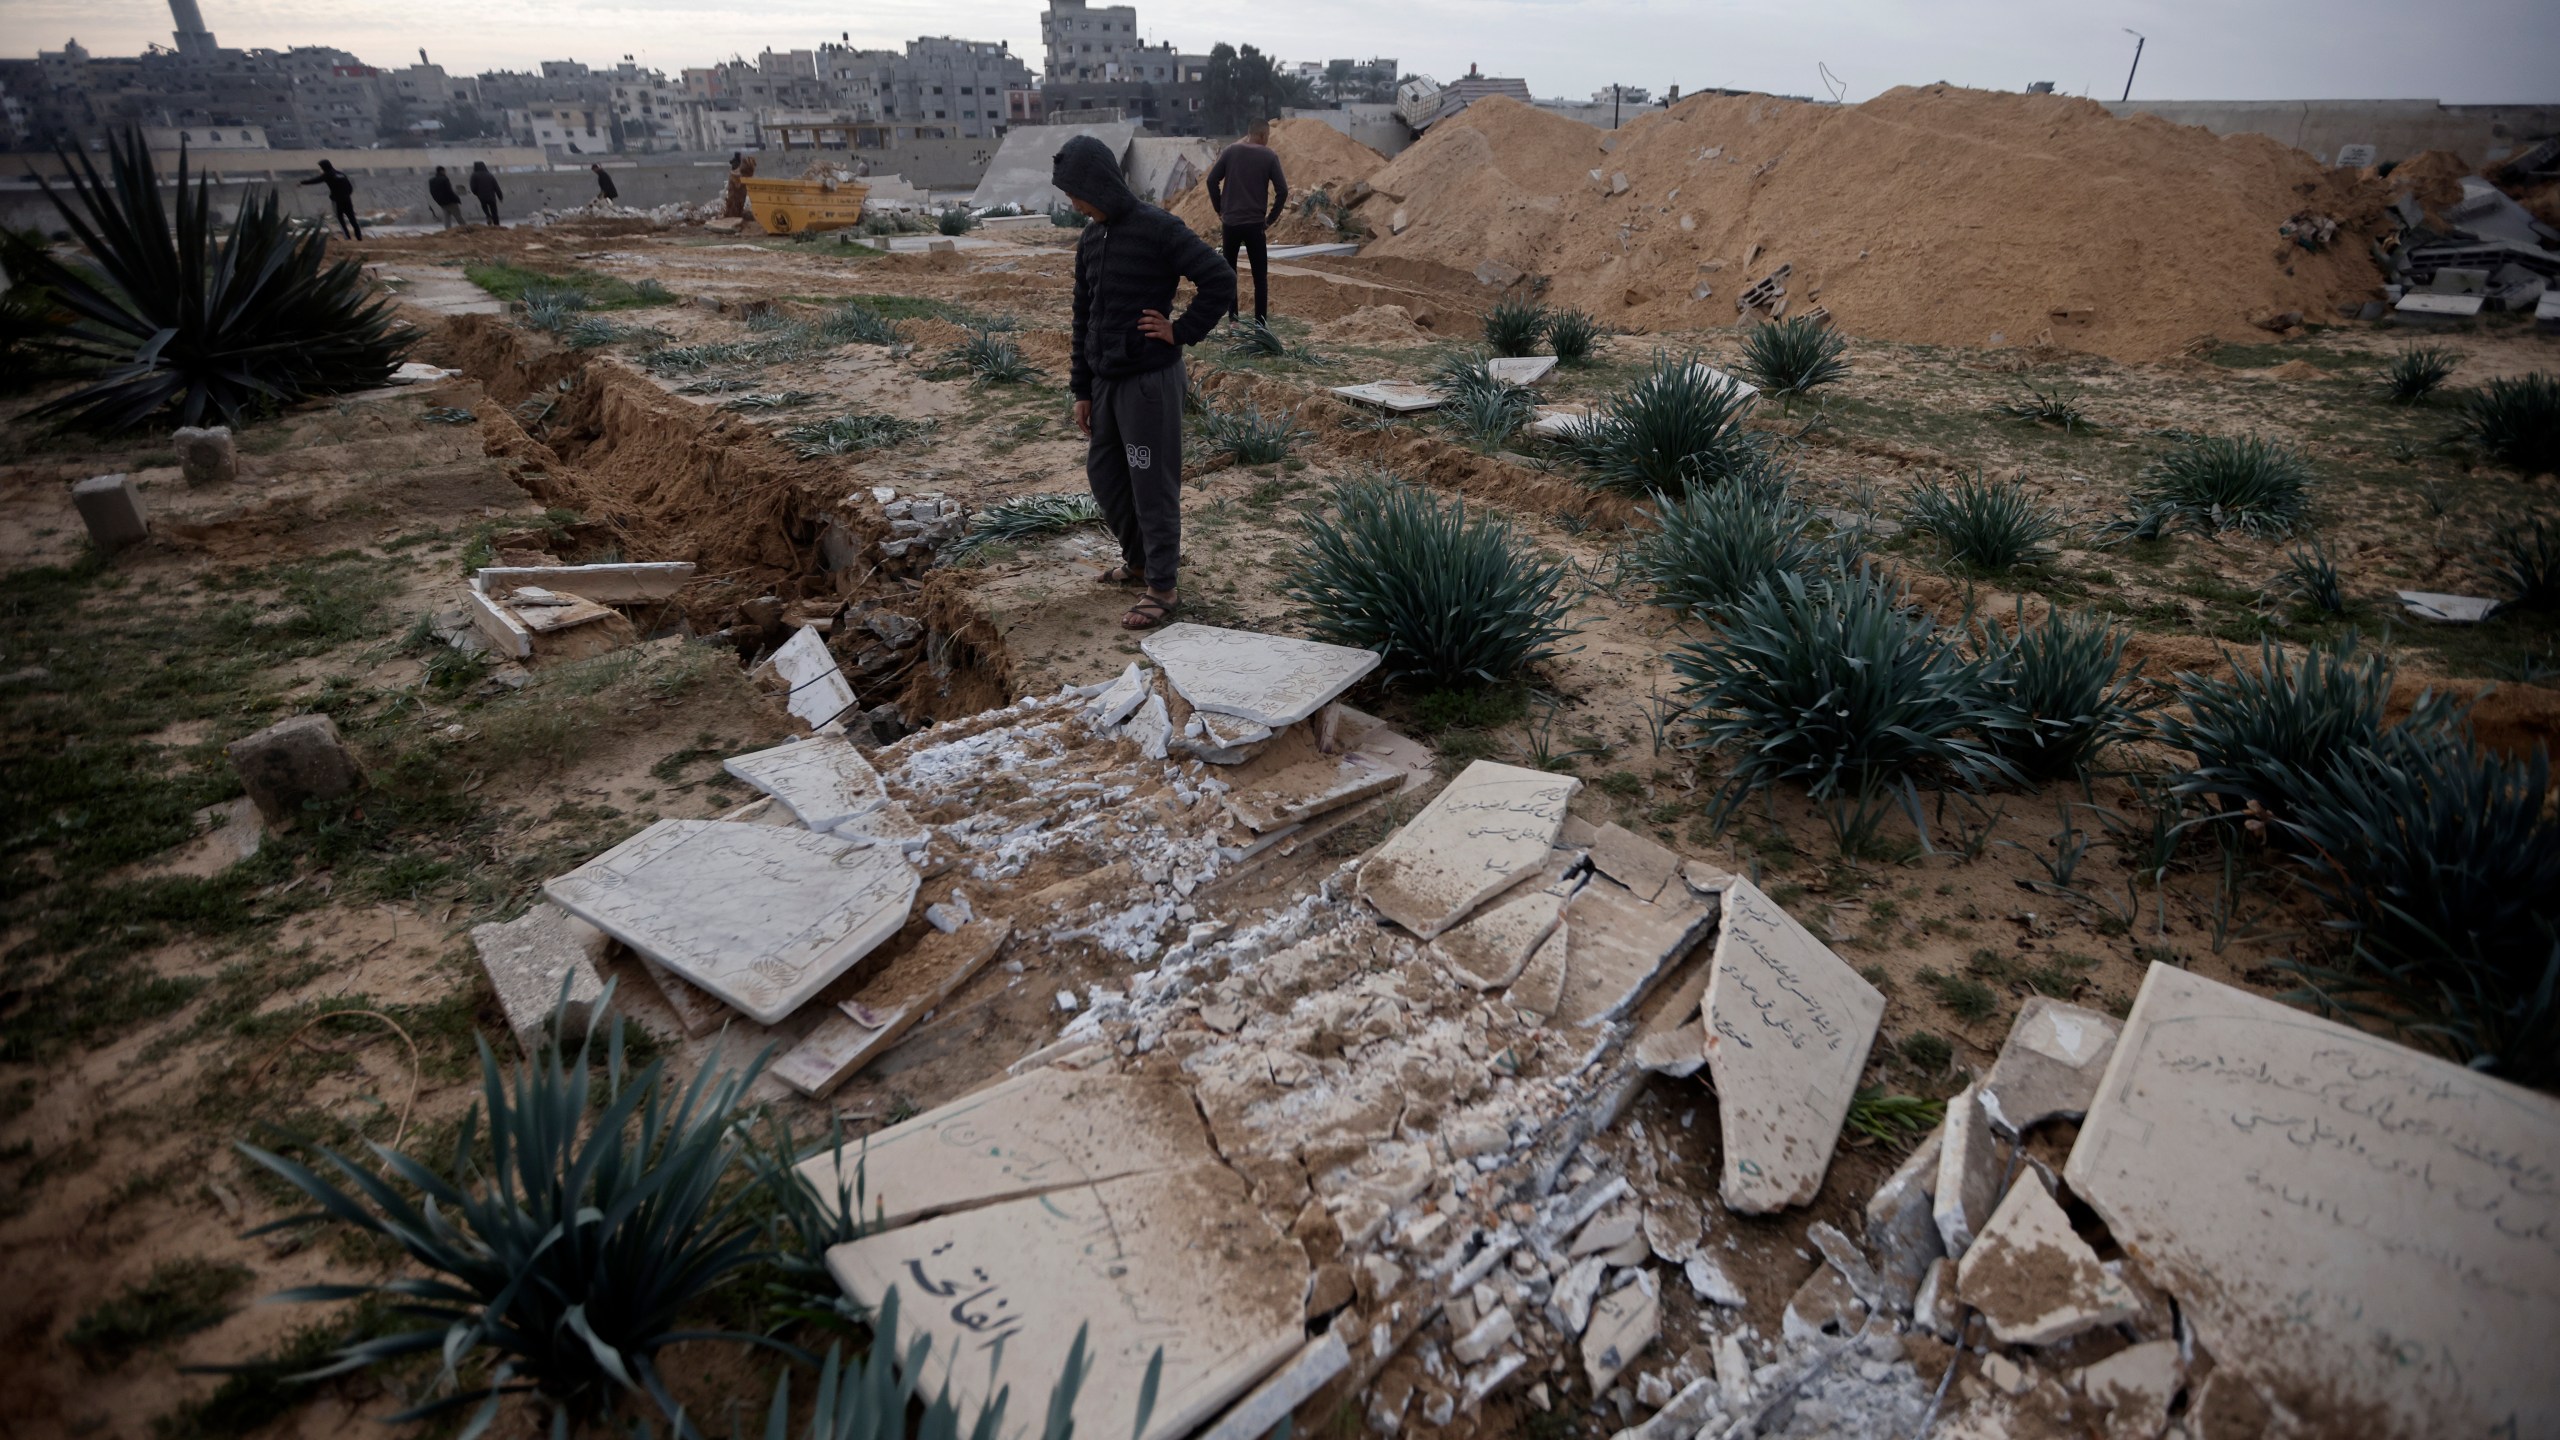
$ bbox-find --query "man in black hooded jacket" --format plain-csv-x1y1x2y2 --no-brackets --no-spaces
1053,134,1235,630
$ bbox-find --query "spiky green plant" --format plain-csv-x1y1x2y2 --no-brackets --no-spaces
783,413,933,457
721,390,822,411
1975,605,2136,782
1546,308,1599,365
1431,351,1538,448
1565,351,1767,494
934,330,1042,387
1285,475,1578,686
935,206,976,236
2461,373,2560,472
14,127,404,430
1048,204,1089,230
1994,381,2093,432
943,492,1105,561
1194,401,1308,465
1222,317,1289,357
1627,478,1835,618
1481,298,1550,358
2282,539,2347,613
1736,315,1849,405
2379,346,2457,403
236,991,787,1436
2486,514,2560,609
1671,568,2017,834
817,303,903,346
517,285,590,335
2153,632,2440,817
1902,472,2061,572
2130,436,2314,537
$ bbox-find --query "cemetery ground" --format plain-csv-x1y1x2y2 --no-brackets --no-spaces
1,215,2555,1437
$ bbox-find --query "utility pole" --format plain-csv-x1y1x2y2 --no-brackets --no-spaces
1613,84,1622,129
2119,30,2145,103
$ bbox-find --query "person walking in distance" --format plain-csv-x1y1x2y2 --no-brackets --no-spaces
1204,118,1288,324
468,161,504,226
1054,135,1236,631
426,165,465,228
300,159,362,239
590,162,620,207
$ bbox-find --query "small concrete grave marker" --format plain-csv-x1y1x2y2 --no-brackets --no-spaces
1484,355,1559,385
543,818,918,1024
470,903,608,1053
1357,760,1578,939
1978,996,2119,1135
1698,877,1884,1212
172,425,236,485
825,1164,1306,1440
473,561,694,603
2334,142,2378,168
71,474,148,551
721,736,889,833
763,624,857,729
226,713,365,823
1141,623,1380,728
2064,964,2560,1438
2396,590,2501,623
1330,380,1447,412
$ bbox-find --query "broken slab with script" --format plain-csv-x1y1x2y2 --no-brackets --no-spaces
1977,995,2119,1136
721,735,889,833
1955,1173,2134,1345
825,1163,1307,1440
759,624,857,729
1551,876,1719,1028
1140,622,1381,729
1698,876,1885,1213
1357,760,1579,939
2063,963,2560,1439
542,818,919,1024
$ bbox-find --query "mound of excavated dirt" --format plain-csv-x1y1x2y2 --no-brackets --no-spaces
1310,304,1430,344
1171,118,1387,244
1351,87,2391,362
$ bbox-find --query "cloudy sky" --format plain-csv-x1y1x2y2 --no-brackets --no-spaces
5,0,2555,103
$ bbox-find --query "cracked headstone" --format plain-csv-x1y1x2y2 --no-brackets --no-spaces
762,624,856,729
1140,622,1380,728
1698,878,1884,1212
544,818,917,1024
1503,920,1570,1020
1581,1271,1659,1394
2078,1339,2180,1440
1357,760,1577,939
226,713,364,823
1431,887,1564,989
721,736,889,833
172,425,237,485
1978,996,2119,1135
1956,1174,2134,1345
1554,878,1719,1027
1586,821,1678,901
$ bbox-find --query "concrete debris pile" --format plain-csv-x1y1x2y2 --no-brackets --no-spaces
455,559,696,665
2377,163,2560,323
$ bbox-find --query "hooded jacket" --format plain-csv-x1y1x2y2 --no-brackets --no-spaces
469,164,503,202
428,170,460,206
1053,135,1234,399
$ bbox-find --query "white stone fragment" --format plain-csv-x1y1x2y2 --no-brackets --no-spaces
721,736,888,832
1195,1333,1349,1440
1451,1304,1516,1365
1684,1253,1746,1308
1140,622,1381,728
1430,888,1564,990
1085,662,1150,729
470,903,608,1054
1978,995,2120,1136
1580,1270,1659,1395
1358,760,1577,939
1956,1173,2135,1345
763,625,857,729
1933,1082,2001,1258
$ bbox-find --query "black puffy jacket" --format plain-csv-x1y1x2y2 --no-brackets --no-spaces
1054,135,1234,399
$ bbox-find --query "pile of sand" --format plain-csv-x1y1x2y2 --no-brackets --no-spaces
1350,87,2390,362
1311,304,1431,344
1171,118,1388,244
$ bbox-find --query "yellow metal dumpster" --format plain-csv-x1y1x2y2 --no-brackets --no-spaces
742,176,870,236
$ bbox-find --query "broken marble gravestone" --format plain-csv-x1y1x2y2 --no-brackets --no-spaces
1357,759,1578,939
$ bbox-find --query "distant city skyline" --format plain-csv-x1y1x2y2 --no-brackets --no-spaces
3,0,2556,105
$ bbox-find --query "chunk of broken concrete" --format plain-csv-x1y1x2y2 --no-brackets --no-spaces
2077,1339,2180,1440
72,473,148,550
1684,1252,1746,1308
1225,755,1401,834
1581,1271,1660,1394
1357,760,1577,939
1586,821,1678,901
1140,622,1380,728
721,736,888,833
1698,877,1885,1212
1451,1303,1516,1364
543,818,918,1024
2396,590,2501,623
172,425,236,485
1195,1332,1350,1440
826,1164,1306,1440
469,903,608,1053
761,624,857,729
1912,1257,1959,1339
1955,1174,2134,1345
1861,1121,1946,1311
1933,1082,2001,1258
1555,877,1719,1027
772,921,1013,1098
1781,1264,1867,1343
1084,661,1151,729
1430,888,1563,989
2065,963,2560,1438
1979,996,2120,1135
1503,920,1570,1020
226,713,365,823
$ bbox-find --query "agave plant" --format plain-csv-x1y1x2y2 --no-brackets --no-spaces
935,330,1042,387
2281,539,2348,613
1902,471,2062,572
2378,345,2457,404
2129,435,2313,537
818,303,904,346
1565,351,1767,494
1626,477,1835,618
1481,298,1550,357
1546,308,1600,365
1736,315,1849,405
16,127,405,430
1431,351,1538,448
2486,513,2560,609
1222,317,1290,357
1671,568,2017,836
1974,605,2136,782
1194,400,1308,465
942,492,1105,562
783,412,933,457
1285,474,1578,686
1994,381,2094,432
237,992,786,1435
2460,372,2560,472
935,206,977,236
2151,632,2448,817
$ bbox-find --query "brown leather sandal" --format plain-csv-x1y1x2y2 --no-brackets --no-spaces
1121,592,1178,630
1092,563,1144,586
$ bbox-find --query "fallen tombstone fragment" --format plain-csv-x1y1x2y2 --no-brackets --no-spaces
1861,1121,1946,1310
471,561,695,604
1430,887,1564,989
1586,821,1678,901
469,903,608,1053
1553,876,1719,1027
2395,590,2502,623
2077,1339,2180,1440
71,473,148,550
226,712,365,823
1932,1081,2002,1257
1484,355,1559,385
1977,995,2120,1135
1581,1271,1660,1394
720,735,890,833
1357,759,1579,939
772,920,1013,1098
1955,1173,2135,1344
1140,622,1381,729
1330,379,1447,412
758,624,858,729
1195,1332,1350,1440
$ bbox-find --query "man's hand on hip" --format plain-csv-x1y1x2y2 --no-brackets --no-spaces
1074,398,1093,435
1137,309,1175,345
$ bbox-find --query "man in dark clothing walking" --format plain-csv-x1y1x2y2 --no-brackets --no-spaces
468,161,504,226
427,166,465,228
1054,134,1235,630
591,162,620,206
300,159,361,239
1204,119,1288,323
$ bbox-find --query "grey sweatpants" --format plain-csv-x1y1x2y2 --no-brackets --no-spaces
1086,360,1186,590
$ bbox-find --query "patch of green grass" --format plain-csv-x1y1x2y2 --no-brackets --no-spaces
1411,686,1529,734
462,262,664,311
66,1258,254,1368
1897,1031,1954,1075
1843,1087,1945,1147
1595,769,1644,799
1918,967,1999,1022
150,1298,398,1439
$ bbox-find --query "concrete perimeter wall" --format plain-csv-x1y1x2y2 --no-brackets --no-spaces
2105,99,2560,167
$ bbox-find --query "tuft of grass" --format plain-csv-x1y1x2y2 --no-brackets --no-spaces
1431,351,1539,449
1627,477,1836,618
1737,314,1849,405
1995,381,2095,432
2379,346,2457,403
815,302,904,346
932,330,1041,387
2459,372,2560,472
1222,318,1289,357
66,1257,254,1368
1917,968,1999,1022
2282,539,2348,613
1977,605,2136,783
2129,435,2313,537
1285,475,1578,687
1897,1031,1954,1075
1903,471,2061,572
2486,513,2560,610
464,261,661,310
1481,299,1550,358
1561,350,1768,494
943,492,1104,562
1546,309,1599,365
935,205,977,235
1194,400,1308,465
780,412,933,457
1843,1088,1946,1146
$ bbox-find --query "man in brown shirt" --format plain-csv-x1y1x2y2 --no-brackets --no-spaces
1204,119,1289,324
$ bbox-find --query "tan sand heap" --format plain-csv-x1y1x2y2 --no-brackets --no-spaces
1172,117,1388,244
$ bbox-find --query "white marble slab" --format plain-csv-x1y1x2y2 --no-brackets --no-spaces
721,736,888,832
2396,590,2502,623
1485,355,1559,385
2063,964,2560,1439
1141,622,1381,728
1357,760,1578,939
1430,888,1565,990
1978,996,2119,1136
765,624,857,729
1330,380,1447,412
542,818,918,1024
1699,877,1886,1213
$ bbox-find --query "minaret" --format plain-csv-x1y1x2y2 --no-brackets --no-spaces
168,0,217,58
